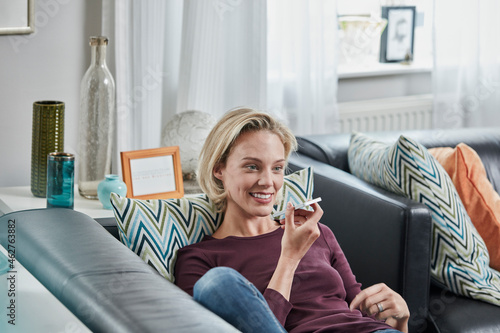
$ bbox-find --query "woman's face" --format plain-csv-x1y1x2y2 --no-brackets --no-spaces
215,130,286,219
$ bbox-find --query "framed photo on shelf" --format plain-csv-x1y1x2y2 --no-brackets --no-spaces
120,146,184,199
379,6,416,63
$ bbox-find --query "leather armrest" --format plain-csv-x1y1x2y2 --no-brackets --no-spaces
289,153,432,333
0,209,238,333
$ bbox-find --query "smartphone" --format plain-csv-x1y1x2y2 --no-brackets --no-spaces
272,197,322,219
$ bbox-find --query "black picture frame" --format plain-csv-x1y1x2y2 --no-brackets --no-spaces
379,6,416,63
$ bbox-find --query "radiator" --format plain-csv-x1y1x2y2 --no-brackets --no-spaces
338,94,433,133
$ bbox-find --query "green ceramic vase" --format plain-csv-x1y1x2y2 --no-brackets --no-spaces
31,101,65,197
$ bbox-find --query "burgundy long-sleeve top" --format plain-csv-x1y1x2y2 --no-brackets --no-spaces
174,223,392,333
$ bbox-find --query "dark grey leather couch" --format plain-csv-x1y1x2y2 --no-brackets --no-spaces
0,208,239,333
1,127,499,333
287,127,500,333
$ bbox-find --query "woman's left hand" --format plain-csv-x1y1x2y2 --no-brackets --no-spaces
349,283,410,333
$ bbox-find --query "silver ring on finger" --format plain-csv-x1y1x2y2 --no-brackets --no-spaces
377,303,384,313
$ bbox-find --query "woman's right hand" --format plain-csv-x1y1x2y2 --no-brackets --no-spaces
267,202,323,300
280,201,323,261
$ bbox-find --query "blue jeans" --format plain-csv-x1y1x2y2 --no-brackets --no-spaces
194,267,403,333
193,267,286,333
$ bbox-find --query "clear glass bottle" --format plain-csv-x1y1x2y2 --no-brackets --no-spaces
78,36,115,199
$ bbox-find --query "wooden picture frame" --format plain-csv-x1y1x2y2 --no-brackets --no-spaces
379,6,416,63
120,146,184,199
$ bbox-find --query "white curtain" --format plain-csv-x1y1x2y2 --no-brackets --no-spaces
268,0,339,136
102,0,340,169
103,0,183,170
176,0,267,120
433,0,500,128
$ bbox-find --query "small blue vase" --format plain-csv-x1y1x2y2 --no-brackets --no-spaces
97,174,127,209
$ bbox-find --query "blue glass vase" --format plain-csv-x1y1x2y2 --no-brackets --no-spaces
46,152,74,209
97,174,127,209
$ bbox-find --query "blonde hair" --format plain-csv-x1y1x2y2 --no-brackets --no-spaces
197,108,297,212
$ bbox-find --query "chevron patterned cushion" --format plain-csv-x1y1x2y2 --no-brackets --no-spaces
348,132,500,306
110,167,313,282
429,144,500,272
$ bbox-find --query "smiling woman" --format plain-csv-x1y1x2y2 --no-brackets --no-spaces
211,130,286,238
174,108,410,333
196,108,297,214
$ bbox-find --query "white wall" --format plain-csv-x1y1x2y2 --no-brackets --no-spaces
0,0,430,187
338,71,432,103
0,0,102,187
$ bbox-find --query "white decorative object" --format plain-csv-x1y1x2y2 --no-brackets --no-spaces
161,110,217,179
338,16,387,66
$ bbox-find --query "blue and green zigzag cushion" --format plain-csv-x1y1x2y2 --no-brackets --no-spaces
274,166,314,218
348,132,500,306
110,167,313,282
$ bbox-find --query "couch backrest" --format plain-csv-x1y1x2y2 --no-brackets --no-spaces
296,127,500,193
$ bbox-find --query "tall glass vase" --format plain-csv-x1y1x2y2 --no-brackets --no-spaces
78,36,115,199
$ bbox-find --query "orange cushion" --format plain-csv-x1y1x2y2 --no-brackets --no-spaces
430,143,500,271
